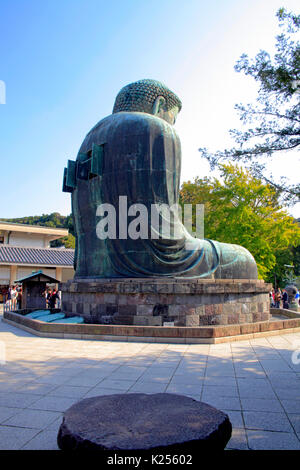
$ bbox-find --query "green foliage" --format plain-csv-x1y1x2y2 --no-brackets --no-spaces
61,233,76,249
180,163,300,280
265,244,300,287
0,212,75,248
199,8,300,203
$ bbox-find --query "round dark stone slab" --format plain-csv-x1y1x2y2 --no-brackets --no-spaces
57,393,232,451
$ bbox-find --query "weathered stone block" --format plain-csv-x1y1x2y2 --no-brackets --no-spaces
175,317,185,326
205,305,214,315
199,315,219,326
214,304,223,314
240,323,260,334
241,303,251,314
223,304,236,314
137,305,154,316
217,315,228,325
117,295,128,305
156,284,174,294
205,285,225,294
148,316,163,326
257,303,265,313
227,314,240,325
213,325,240,338
185,315,200,326
140,283,156,293
144,294,160,305
253,312,262,322
183,307,196,315
106,305,118,315
71,302,77,313
133,316,149,326
196,305,205,315
103,294,117,304
57,394,232,451
174,284,190,294
118,305,137,316
168,305,184,315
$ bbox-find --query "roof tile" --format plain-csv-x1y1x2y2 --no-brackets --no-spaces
0,245,74,267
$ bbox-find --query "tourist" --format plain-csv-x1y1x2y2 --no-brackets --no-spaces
275,289,281,308
5,286,11,310
270,288,275,307
10,285,18,310
282,289,289,309
49,289,59,309
295,289,299,306
17,287,22,309
42,289,48,308
46,289,52,309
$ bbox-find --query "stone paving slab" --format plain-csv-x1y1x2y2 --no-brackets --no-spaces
0,314,300,450
246,430,300,450
3,409,61,429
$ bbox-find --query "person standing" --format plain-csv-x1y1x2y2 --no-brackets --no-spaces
282,289,289,309
46,289,52,309
17,287,22,309
49,289,58,309
6,287,11,310
270,289,275,307
295,289,299,306
10,286,18,310
275,289,281,308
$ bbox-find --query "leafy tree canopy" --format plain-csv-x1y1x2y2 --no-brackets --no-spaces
180,163,300,280
199,8,300,204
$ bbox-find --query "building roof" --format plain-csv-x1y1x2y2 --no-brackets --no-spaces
15,270,60,283
0,221,68,238
0,245,74,267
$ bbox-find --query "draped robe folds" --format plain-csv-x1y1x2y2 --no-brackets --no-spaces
72,112,257,279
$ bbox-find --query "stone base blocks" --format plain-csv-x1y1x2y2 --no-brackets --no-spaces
4,309,300,344
60,278,272,327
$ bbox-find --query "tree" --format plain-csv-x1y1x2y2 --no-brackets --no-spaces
180,163,300,279
266,243,300,287
199,8,300,203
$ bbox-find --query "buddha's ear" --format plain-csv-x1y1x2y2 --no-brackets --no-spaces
152,96,166,116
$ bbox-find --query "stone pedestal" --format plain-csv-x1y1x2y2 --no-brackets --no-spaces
60,278,271,326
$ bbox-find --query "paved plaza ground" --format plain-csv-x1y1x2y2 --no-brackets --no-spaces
0,312,300,451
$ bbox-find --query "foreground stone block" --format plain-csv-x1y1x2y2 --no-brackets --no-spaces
57,393,232,452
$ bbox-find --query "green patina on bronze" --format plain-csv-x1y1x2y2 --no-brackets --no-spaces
63,79,258,280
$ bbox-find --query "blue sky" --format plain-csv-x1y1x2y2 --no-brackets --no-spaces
0,0,299,219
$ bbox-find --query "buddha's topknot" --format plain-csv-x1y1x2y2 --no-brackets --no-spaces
113,79,182,114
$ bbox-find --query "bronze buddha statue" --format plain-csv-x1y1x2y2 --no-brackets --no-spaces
63,79,257,280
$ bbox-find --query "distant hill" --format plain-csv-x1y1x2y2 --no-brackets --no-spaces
0,213,75,248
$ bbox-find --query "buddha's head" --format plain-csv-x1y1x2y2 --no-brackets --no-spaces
112,79,182,125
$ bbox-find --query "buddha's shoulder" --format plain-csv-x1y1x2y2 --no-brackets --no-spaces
88,112,172,136
80,113,176,153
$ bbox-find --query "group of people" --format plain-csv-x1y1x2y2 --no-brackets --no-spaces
4,285,22,310
2,284,61,311
270,287,300,309
44,288,61,310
